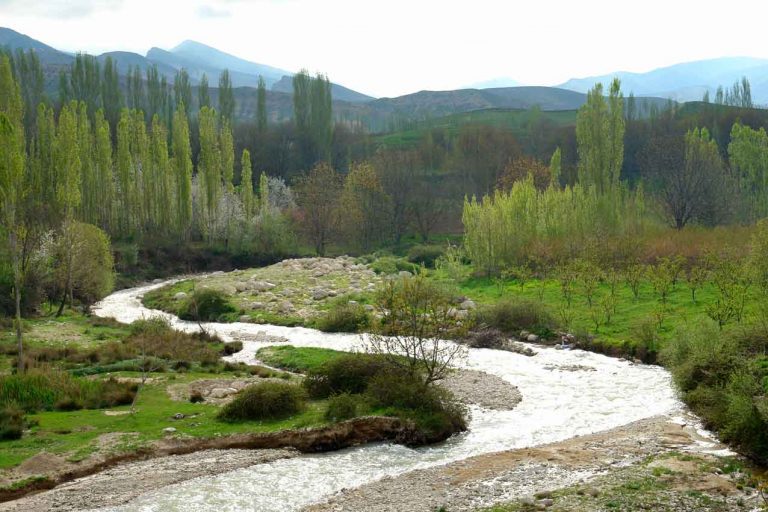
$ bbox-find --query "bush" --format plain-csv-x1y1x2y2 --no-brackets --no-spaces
464,327,506,349
407,245,445,268
180,288,236,322
0,371,136,413
315,303,370,333
303,354,396,399
370,256,418,275
130,316,173,336
324,393,362,422
0,407,24,441
476,299,555,336
217,381,307,421
222,341,243,355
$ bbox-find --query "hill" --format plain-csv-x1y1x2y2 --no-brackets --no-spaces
271,75,373,103
559,57,768,104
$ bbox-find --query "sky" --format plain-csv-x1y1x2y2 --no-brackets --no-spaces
2,0,768,98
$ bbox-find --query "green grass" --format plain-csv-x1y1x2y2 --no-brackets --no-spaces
376,109,577,150
456,272,759,351
0,371,328,470
256,346,347,373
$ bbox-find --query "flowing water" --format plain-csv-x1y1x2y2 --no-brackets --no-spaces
92,280,687,512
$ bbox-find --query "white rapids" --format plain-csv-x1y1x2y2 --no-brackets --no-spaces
91,279,685,512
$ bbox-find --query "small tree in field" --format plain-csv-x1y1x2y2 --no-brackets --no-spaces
367,274,468,386
686,265,709,304
624,263,646,301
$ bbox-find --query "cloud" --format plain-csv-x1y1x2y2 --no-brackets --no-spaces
0,0,123,19
197,4,231,18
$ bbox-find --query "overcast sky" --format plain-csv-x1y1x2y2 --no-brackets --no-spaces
1,0,767,97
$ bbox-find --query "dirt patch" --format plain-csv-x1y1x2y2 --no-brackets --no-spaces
16,454,70,476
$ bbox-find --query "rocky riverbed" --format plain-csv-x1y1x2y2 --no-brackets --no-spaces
306,416,758,512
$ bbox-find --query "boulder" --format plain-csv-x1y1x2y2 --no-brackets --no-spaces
250,302,265,310
526,333,540,343
363,304,375,312
278,301,295,314
459,300,476,311
209,387,238,399
162,427,177,434
251,281,276,292
398,270,413,278
238,315,251,323
174,292,187,300
311,288,329,300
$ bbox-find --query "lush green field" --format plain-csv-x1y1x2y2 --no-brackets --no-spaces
457,273,744,351
376,108,577,149
256,346,347,373
0,371,327,470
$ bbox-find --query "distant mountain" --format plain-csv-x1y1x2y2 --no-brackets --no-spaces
96,51,177,79
169,40,290,88
559,57,768,104
271,75,374,103
465,77,521,89
0,26,72,66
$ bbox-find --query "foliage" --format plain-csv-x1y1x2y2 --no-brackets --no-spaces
315,302,370,333
0,406,23,441
476,299,555,336
0,370,135,413
255,345,345,374
407,245,445,268
217,381,307,422
303,353,397,399
180,287,236,322
324,393,362,422
368,274,468,385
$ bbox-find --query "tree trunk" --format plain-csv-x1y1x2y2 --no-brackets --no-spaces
11,231,24,373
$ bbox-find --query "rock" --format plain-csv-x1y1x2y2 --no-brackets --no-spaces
238,315,251,323
459,300,476,311
174,292,187,300
234,282,250,292
586,488,599,497
162,427,177,434
250,302,265,310
172,413,185,420
278,301,294,314
535,491,552,499
152,278,164,284
398,271,413,278
251,281,276,292
363,305,375,312
311,288,330,300
539,498,554,507
520,330,530,338
527,333,540,343
455,310,470,320
209,387,238,399
348,300,358,305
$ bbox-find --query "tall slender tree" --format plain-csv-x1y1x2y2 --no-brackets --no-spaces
256,75,267,133
171,103,193,239
0,55,27,370
198,73,210,110
218,69,234,122
240,149,254,216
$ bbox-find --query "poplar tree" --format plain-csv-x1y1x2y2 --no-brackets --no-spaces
218,69,235,122
76,102,97,225
310,73,333,162
54,101,82,316
146,65,163,122
129,66,145,114
171,103,193,239
293,69,312,166
116,109,136,236
240,149,254,216
256,75,267,133
220,118,234,193
93,109,114,231
101,56,122,130
150,115,172,232
549,147,562,188
198,106,221,239
198,73,210,110
174,69,192,114
0,55,27,370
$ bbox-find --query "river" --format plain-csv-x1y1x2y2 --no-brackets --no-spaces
91,280,687,512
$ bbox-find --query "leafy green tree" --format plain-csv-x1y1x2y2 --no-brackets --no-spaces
149,115,172,233
174,69,192,114
51,222,114,308
93,109,113,231
257,75,267,133
115,108,136,236
549,147,561,187
198,106,221,240
0,55,27,370
220,119,234,194
239,149,254,216
171,103,193,239
218,69,234,122
339,161,390,251
576,78,624,194
198,73,210,109
101,56,122,130
728,122,768,220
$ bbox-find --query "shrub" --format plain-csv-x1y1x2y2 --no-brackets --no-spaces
180,288,236,322
476,299,555,336
217,381,307,421
189,390,205,403
324,393,362,422
407,245,445,268
0,406,24,441
222,341,243,355
130,316,173,336
315,303,370,333
303,354,396,399
54,398,83,411
464,327,506,349
370,256,418,275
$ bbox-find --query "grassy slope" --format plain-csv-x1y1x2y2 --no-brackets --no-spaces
457,272,757,350
256,346,346,373
0,372,327,470
376,109,577,149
